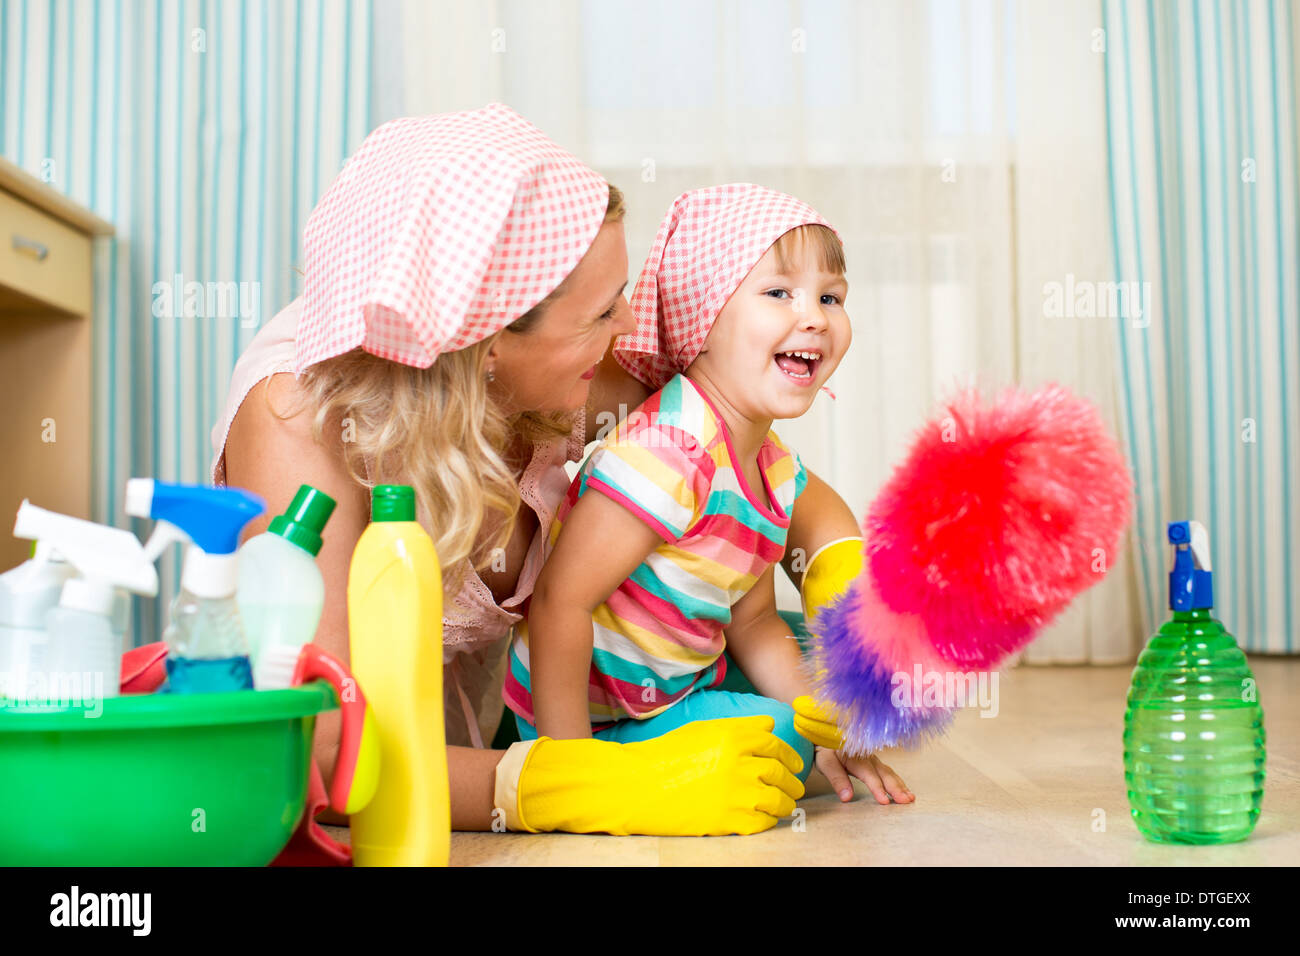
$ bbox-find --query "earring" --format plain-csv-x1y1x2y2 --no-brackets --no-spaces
486,368,496,383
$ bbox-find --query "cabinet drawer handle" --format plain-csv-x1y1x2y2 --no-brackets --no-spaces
12,234,49,262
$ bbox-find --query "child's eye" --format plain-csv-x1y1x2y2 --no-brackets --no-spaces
764,288,791,299
820,293,841,306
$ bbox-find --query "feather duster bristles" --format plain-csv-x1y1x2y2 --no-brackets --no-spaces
806,383,1132,752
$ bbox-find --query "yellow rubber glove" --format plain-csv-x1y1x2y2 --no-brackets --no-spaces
799,535,865,621
792,695,845,750
795,537,864,751
494,716,805,835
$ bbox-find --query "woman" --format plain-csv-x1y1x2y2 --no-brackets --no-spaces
213,104,903,838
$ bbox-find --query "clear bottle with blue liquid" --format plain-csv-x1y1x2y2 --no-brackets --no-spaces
160,586,255,692
126,479,266,694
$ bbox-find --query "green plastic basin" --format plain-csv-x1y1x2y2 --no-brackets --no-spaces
0,682,336,866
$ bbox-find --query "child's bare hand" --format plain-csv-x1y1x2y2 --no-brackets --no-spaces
814,746,915,805
791,696,914,803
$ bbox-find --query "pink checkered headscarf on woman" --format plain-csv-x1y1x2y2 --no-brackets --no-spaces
615,183,837,390
294,103,610,372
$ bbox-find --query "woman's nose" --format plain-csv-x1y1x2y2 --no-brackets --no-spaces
613,298,636,336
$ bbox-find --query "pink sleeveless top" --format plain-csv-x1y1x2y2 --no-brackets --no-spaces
210,297,589,748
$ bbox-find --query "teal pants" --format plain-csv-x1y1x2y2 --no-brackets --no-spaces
513,688,815,783
505,610,815,782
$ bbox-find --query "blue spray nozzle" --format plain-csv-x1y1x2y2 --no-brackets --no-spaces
1168,520,1214,611
126,479,265,555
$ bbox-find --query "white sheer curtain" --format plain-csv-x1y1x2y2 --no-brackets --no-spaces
379,0,1143,662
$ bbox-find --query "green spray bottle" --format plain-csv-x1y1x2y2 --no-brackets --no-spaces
1123,520,1266,844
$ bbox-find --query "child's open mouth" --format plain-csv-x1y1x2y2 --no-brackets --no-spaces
774,349,821,385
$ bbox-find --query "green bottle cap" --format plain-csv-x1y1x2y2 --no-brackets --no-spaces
371,484,416,522
266,484,337,556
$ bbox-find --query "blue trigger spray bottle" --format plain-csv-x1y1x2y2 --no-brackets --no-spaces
125,479,265,693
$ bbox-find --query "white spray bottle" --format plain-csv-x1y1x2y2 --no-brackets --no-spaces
11,501,160,706
0,542,75,700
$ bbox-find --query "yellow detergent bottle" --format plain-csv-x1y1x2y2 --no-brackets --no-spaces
347,484,450,866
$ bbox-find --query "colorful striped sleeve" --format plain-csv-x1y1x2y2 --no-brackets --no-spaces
763,429,809,511
584,425,709,543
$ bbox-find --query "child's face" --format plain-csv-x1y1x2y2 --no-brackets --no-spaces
688,239,850,422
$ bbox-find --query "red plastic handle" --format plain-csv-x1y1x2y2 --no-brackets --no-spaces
291,644,371,815
120,642,168,694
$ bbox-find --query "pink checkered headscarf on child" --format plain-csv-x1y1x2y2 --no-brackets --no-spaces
294,103,611,372
614,183,837,390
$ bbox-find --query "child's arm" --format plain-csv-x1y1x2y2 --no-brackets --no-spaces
527,490,663,740
722,564,810,705
725,563,915,806
779,469,860,593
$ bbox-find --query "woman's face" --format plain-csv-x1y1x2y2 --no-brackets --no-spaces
488,220,633,416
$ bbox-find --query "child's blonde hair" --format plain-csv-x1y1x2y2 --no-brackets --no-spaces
771,223,845,276
272,185,626,597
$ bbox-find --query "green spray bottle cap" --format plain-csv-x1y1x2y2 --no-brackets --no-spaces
267,485,337,556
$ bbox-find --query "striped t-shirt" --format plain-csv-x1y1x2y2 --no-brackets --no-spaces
503,373,808,728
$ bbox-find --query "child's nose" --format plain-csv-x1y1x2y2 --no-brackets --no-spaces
798,300,829,331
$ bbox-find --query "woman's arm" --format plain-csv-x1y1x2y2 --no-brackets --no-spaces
528,490,662,739
447,745,510,830
779,469,861,591
584,347,651,445
224,373,367,805
226,374,517,831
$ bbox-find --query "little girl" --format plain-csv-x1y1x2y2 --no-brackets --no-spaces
504,184,913,801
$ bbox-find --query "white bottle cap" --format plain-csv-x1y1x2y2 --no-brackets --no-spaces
123,478,156,518
182,549,240,599
59,578,116,616
254,643,302,691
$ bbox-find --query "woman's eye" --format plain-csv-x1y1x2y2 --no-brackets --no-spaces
597,305,617,321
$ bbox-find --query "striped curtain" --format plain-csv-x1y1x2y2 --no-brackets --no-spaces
0,0,375,646
1103,0,1299,653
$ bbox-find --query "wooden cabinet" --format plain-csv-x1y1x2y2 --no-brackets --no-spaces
0,157,114,571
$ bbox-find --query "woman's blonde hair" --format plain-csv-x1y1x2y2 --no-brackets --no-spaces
274,184,626,597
